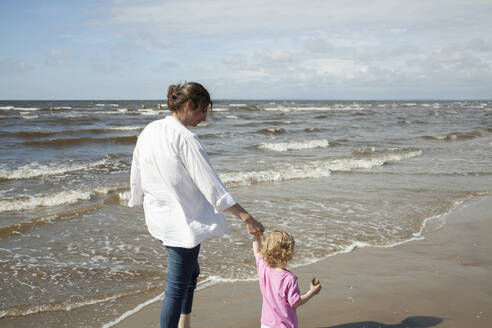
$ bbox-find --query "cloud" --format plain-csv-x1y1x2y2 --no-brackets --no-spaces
101,1,492,72
221,55,249,71
467,38,492,52
109,41,138,63
90,60,121,73
45,49,76,66
407,46,492,85
152,60,183,72
136,31,179,49
4,1,492,99
216,35,492,98
103,0,492,39
304,39,335,54
0,58,33,73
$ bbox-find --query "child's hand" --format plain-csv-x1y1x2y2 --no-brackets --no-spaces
295,278,321,308
309,278,322,295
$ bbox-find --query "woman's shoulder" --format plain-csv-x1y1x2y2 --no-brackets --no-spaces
141,116,196,140
141,117,166,133
164,116,198,139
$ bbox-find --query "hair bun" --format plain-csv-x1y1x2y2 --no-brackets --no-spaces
167,85,178,97
166,82,210,112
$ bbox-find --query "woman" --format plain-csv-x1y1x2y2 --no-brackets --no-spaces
128,82,264,328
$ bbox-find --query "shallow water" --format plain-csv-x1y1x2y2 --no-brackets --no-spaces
1,100,491,326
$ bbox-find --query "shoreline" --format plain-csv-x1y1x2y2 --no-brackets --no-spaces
113,195,492,328
1,195,490,327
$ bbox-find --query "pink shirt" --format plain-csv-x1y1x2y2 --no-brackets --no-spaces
256,254,300,328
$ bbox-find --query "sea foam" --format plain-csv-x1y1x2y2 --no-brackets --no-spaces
0,185,125,212
0,286,157,320
0,190,93,212
256,139,329,152
0,106,40,111
0,159,110,180
220,149,423,186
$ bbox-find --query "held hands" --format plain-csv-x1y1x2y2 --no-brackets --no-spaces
226,203,265,236
244,215,265,236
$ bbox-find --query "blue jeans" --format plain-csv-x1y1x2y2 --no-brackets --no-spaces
161,244,200,328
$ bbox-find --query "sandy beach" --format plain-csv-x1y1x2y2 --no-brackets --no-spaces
114,195,492,328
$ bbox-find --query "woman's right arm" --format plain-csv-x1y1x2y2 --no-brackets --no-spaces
180,135,264,236
225,203,264,236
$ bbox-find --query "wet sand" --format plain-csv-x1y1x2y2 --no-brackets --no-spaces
115,196,492,328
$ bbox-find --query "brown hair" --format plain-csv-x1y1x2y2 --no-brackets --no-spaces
261,230,295,268
167,82,212,112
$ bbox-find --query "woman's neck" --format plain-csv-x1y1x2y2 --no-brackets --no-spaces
172,111,186,124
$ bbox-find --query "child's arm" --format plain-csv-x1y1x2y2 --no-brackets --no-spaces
293,280,321,308
253,234,262,258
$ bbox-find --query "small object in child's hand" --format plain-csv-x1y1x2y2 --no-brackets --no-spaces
311,277,320,286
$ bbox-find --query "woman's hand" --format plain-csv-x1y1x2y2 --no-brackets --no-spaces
226,203,265,236
244,216,265,236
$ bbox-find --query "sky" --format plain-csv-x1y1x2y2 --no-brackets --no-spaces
1,0,491,100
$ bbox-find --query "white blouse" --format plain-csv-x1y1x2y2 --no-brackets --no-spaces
128,116,237,248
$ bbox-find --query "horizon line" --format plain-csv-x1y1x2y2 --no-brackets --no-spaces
1,98,491,102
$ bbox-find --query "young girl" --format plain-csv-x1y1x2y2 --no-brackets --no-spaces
253,230,321,328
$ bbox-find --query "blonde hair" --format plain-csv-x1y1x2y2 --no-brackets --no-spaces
261,230,295,268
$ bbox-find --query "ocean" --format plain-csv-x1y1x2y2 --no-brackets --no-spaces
0,100,491,327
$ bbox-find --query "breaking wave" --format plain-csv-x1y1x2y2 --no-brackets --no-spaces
220,149,423,186
423,131,481,141
255,139,329,152
0,185,126,213
0,286,159,319
258,127,286,134
0,158,124,181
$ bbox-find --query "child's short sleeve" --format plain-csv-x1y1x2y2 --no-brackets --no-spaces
285,276,301,307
